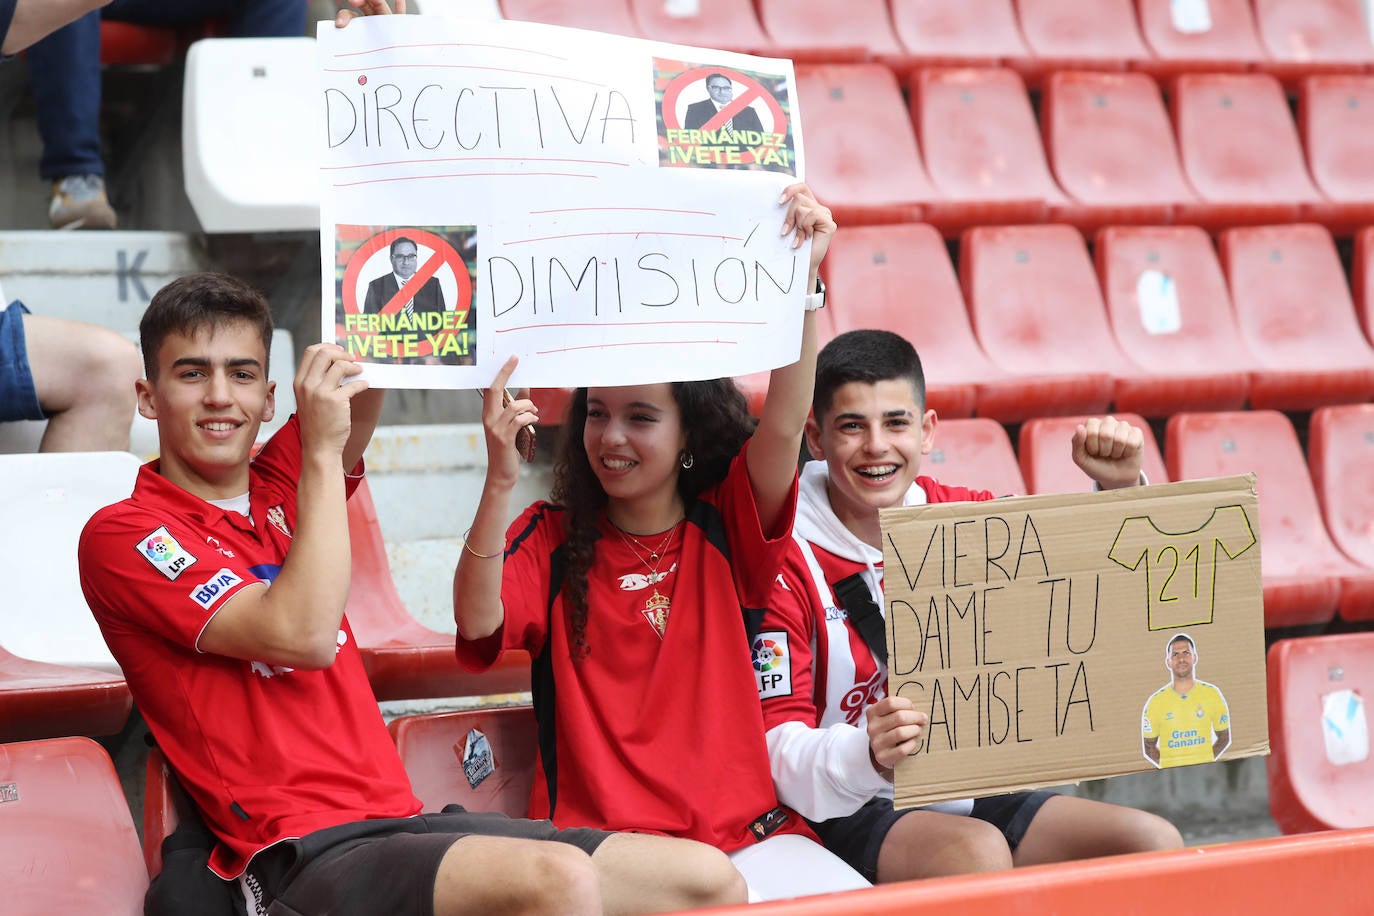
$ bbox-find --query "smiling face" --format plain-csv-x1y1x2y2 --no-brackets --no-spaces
706,75,734,106
1167,638,1197,681
583,383,688,521
807,378,936,542
390,240,419,280
136,320,275,500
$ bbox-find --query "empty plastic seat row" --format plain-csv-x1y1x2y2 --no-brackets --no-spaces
183,33,1374,236
802,63,1374,236
817,221,1374,423
1167,408,1374,627
499,0,1374,83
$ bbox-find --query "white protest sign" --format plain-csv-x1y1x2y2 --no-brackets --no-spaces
317,16,807,389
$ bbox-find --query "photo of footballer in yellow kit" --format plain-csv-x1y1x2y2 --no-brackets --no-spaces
1142,633,1231,769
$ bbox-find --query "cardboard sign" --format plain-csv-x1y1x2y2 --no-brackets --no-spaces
316,16,809,390
879,475,1267,807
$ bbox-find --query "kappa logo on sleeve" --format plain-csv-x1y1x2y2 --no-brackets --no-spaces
136,526,197,580
189,568,243,610
752,631,792,700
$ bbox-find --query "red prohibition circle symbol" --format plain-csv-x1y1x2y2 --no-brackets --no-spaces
662,67,788,165
341,228,474,358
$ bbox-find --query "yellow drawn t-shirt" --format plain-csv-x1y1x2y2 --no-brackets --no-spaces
1109,505,1256,631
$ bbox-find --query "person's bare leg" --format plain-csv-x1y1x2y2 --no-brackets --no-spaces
876,810,1013,883
22,314,140,451
431,835,602,916
591,832,747,914
2,0,109,55
1012,795,1184,867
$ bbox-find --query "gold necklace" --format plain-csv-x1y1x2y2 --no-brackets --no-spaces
612,520,681,639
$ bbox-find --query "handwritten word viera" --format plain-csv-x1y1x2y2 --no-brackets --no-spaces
885,515,1100,757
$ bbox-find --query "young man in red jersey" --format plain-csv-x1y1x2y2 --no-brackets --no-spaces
756,329,1184,884
79,272,745,915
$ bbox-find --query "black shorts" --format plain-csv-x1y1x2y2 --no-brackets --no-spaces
809,791,1055,882
243,807,611,916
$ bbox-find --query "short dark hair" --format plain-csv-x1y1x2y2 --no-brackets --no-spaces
139,273,273,380
813,329,925,419
1168,633,1196,654
705,73,731,88
390,236,417,257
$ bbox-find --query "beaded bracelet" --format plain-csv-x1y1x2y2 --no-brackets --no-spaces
462,527,503,559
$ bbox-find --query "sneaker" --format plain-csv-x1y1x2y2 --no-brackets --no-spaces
49,175,118,230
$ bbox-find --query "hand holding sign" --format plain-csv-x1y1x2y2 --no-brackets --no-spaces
334,0,404,27
866,695,929,773
779,182,836,266
480,354,539,488
295,342,369,460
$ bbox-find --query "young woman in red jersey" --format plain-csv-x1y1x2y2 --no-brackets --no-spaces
452,184,868,900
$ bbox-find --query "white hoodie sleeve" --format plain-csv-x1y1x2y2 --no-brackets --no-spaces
765,719,893,822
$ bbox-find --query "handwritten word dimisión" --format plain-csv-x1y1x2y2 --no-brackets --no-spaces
488,252,801,317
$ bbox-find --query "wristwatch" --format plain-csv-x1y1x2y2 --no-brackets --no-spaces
804,277,827,311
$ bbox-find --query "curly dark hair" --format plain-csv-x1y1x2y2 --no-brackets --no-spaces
550,379,756,659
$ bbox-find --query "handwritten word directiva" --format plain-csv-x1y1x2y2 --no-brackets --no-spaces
325,83,636,152
885,515,1100,756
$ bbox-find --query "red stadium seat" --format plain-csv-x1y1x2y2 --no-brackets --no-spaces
530,387,575,428
498,0,642,36
820,223,1002,419
733,306,840,417
1354,226,1374,346
755,0,900,66
1219,223,1374,410
793,64,935,226
909,68,1062,234
0,645,131,743
1252,0,1374,83
1165,410,1368,627
626,0,773,55
697,828,1374,915
1267,633,1374,833
959,224,1120,423
0,737,148,914
1012,0,1152,82
1297,75,1374,234
1018,413,1167,495
923,418,1025,496
1041,70,1199,229
1309,405,1374,609
1133,0,1265,75
346,477,530,701
98,21,178,66
1171,73,1323,230
142,746,180,879
388,705,539,816
889,0,1033,70
1093,225,1255,414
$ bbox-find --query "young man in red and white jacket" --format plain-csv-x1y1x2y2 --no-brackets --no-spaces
756,329,1183,883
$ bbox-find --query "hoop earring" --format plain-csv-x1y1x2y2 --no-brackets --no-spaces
679,450,694,470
